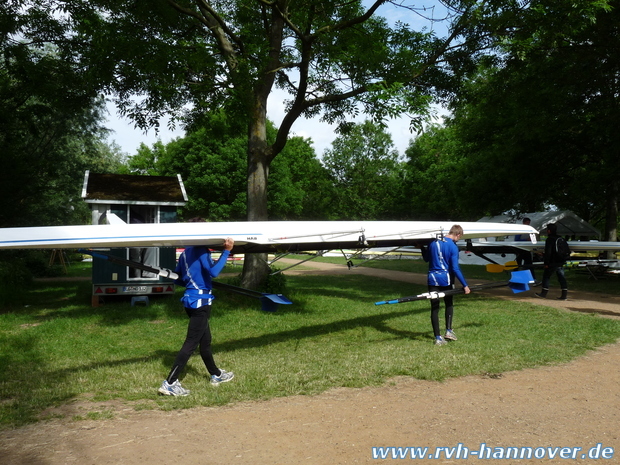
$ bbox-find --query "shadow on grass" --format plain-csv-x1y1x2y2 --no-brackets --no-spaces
214,306,431,353
8,279,187,325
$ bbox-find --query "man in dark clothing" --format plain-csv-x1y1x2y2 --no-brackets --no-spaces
535,223,569,300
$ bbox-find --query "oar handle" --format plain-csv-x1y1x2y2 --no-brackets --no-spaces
375,281,508,306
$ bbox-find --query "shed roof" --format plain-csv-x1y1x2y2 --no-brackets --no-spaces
81,171,188,206
478,210,601,238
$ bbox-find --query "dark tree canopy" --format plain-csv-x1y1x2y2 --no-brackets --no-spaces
1,3,122,227
444,0,619,237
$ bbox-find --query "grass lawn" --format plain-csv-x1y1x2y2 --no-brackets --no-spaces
0,258,618,430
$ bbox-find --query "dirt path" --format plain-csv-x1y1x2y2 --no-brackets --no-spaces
2,261,619,464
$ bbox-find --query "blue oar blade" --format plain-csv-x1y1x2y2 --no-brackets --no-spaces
508,270,533,293
262,293,293,305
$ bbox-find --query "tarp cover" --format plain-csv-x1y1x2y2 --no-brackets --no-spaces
478,211,601,239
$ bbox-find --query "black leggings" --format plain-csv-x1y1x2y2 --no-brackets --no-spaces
166,305,220,383
429,285,454,337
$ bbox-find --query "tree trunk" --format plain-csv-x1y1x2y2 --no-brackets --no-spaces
240,99,272,289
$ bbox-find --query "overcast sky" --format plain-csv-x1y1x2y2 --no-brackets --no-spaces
104,1,449,158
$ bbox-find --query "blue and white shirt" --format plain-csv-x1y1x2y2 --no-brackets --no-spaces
174,246,230,308
423,237,468,288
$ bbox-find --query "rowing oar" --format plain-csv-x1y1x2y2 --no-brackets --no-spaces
210,281,292,312
79,248,178,279
79,248,292,311
375,270,534,306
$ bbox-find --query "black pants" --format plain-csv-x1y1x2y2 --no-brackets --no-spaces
541,265,568,290
429,285,454,338
166,305,220,383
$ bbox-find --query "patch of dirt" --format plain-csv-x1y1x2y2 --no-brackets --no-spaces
2,261,619,464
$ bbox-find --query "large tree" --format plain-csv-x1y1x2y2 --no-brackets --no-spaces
27,0,501,287
13,0,610,286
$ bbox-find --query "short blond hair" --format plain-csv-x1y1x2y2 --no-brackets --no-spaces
449,225,464,236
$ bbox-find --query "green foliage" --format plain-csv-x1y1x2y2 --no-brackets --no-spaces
261,268,287,295
323,120,405,220
124,112,248,220
124,113,331,221
25,0,500,244
0,86,112,226
402,124,477,220
48,0,463,135
0,250,66,283
269,135,334,220
1,3,127,227
442,0,620,228
0,256,33,288
7,0,617,236
0,250,54,307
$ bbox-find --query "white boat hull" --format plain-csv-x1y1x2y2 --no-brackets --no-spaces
0,221,538,253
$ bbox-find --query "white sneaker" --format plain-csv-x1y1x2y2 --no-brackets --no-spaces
211,369,234,385
158,379,190,396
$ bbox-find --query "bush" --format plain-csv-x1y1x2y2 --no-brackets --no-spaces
0,252,36,307
0,249,68,285
224,266,287,295
0,255,35,287
261,267,287,294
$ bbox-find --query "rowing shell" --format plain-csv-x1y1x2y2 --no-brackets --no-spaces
0,221,538,254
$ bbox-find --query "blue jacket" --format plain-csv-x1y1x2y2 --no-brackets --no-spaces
175,246,230,308
422,238,468,288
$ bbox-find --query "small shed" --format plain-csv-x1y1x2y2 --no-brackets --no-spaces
82,171,188,306
478,210,601,240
